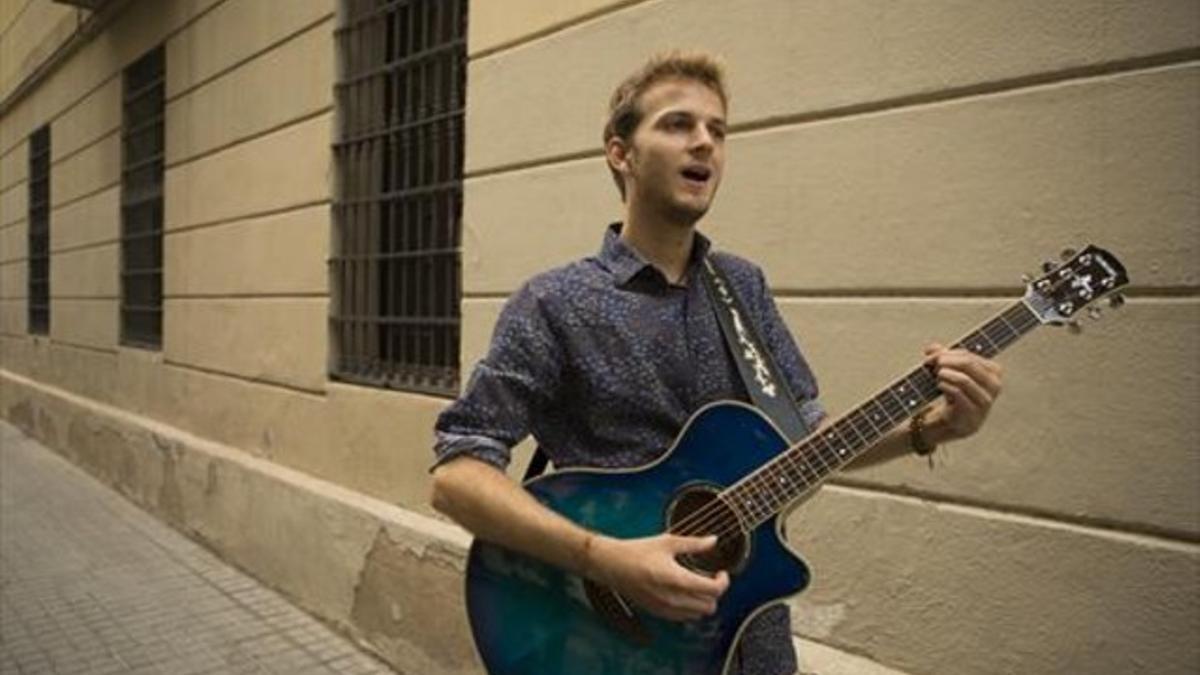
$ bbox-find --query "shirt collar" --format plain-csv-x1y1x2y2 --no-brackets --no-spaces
599,222,712,288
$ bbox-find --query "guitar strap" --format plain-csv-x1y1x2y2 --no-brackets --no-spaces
522,254,810,483
700,256,811,443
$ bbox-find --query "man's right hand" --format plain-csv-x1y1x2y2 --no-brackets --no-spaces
586,533,730,622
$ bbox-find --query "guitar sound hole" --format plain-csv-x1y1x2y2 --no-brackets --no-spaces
667,484,750,575
585,485,747,644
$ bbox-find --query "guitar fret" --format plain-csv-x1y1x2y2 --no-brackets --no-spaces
845,413,878,448
912,368,940,400
863,399,896,430
754,470,786,516
805,435,836,470
782,451,820,482
817,436,843,469
972,330,998,356
823,425,855,463
835,418,869,453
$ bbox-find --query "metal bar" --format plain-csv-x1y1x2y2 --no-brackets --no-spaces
122,112,165,139
121,229,163,244
332,106,459,149
337,179,460,205
124,77,163,105
332,315,459,327
333,0,412,37
331,247,458,263
120,268,163,278
121,153,163,176
119,304,164,313
328,33,458,98
331,369,456,397
121,192,164,211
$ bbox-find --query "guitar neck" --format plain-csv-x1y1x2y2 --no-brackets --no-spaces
723,299,1043,528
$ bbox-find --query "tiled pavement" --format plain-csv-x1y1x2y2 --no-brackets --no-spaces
0,421,394,675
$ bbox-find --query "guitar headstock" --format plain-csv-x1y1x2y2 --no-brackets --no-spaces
1023,245,1129,328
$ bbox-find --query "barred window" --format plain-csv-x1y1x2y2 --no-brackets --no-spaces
120,45,165,349
27,125,50,335
331,0,467,396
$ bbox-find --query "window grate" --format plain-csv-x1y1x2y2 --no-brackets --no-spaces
120,45,165,349
331,0,467,396
28,125,50,335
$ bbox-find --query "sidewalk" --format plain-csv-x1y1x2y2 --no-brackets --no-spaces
0,420,394,675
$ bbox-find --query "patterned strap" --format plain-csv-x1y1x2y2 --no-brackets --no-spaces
700,257,811,443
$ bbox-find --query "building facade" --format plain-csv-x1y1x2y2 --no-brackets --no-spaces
1,1,1197,673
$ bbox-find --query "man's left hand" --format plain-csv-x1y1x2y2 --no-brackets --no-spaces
922,342,1004,443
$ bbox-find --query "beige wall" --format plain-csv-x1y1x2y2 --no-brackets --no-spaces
0,0,443,510
1,1,1197,674
459,1,1199,674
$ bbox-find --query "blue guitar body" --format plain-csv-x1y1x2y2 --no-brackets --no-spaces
465,401,811,675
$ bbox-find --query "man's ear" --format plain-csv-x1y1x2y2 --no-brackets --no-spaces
605,136,632,177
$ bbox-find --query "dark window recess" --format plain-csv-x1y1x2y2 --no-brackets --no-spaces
28,125,50,335
331,0,467,396
120,45,164,349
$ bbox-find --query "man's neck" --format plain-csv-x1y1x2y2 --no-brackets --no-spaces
619,212,697,286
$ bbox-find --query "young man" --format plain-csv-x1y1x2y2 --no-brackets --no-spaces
431,52,1003,675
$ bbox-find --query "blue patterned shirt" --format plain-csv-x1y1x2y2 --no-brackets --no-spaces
434,223,824,471
433,223,824,675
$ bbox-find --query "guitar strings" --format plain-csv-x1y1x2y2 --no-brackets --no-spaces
668,271,1094,543
660,297,1049,545
663,359,950,540
665,310,1033,542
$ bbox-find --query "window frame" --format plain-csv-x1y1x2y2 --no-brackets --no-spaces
330,0,468,396
119,45,166,350
27,124,51,335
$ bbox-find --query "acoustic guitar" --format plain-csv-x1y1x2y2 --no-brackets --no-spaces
465,245,1129,675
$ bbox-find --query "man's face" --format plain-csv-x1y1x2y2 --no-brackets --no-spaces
618,78,727,225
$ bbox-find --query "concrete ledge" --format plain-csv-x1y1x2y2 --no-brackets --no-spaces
0,368,481,674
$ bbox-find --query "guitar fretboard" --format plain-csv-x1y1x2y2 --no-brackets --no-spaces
721,300,1042,529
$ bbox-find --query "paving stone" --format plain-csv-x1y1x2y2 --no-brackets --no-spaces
0,422,395,675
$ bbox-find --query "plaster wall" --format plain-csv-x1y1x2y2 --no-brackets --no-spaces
0,0,447,510
0,0,76,104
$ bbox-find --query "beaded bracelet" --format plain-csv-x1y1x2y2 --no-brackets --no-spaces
909,410,938,456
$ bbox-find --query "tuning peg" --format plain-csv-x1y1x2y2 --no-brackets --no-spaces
1060,247,1077,261
1108,294,1126,309
1087,306,1103,321
1042,260,1058,273
1067,321,1082,335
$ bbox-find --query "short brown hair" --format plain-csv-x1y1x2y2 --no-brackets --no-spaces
603,51,729,200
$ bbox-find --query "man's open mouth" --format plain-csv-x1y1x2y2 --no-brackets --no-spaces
681,165,712,184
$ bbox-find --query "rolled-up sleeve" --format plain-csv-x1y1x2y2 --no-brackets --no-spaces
432,281,564,471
